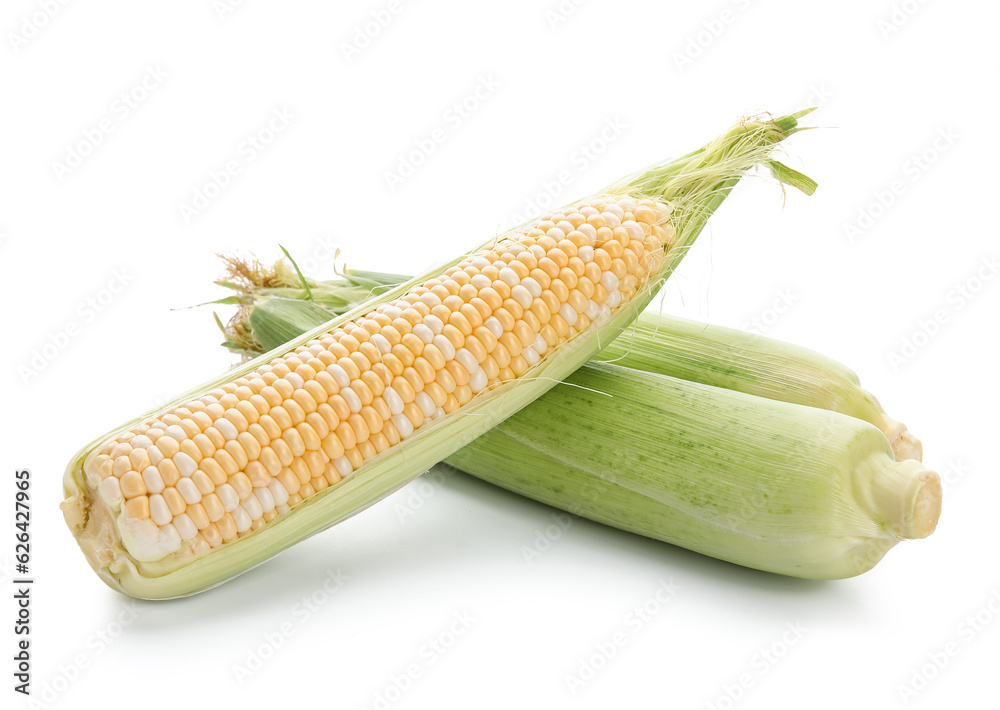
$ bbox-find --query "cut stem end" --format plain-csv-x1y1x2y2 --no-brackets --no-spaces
906,469,943,539
862,456,942,541
884,419,924,462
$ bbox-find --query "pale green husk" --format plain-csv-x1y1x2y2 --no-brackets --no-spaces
445,361,941,579
594,316,922,461
63,111,812,599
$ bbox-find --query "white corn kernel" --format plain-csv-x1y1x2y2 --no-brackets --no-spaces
177,478,202,505
232,506,252,533
455,348,478,373
333,456,354,477
413,324,434,344
341,388,363,413
424,314,444,334
499,267,520,286
174,452,198,477
149,495,172,526
217,483,239,512
383,387,405,415
415,392,436,417
434,334,456,361
173,514,198,541
327,364,351,388
242,494,263,521
268,480,290,507
560,304,579,327
99,476,122,505
141,466,165,494
214,418,239,441
520,277,542,298
254,487,276,514
510,285,533,309
392,414,414,439
484,317,503,338
469,368,488,393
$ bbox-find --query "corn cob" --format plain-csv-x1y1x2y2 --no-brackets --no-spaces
595,316,921,461
212,278,941,576
62,111,812,598
222,278,919,461
215,268,939,577
445,361,940,579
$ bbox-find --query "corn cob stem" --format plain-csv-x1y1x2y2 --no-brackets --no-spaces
63,112,810,598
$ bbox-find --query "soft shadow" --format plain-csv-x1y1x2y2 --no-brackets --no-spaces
444,473,852,601
121,467,864,628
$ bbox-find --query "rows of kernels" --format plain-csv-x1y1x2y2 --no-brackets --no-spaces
83,195,671,560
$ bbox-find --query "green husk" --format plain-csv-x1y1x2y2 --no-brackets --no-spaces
445,361,940,579
63,111,812,598
594,316,922,461
207,253,407,356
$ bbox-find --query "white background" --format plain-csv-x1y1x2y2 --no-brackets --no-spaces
2,1,997,708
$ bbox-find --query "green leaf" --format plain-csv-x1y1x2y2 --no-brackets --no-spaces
279,245,314,301
768,160,818,196
249,298,334,352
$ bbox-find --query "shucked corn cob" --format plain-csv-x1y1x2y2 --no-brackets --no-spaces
63,111,812,598
74,192,675,588
222,278,920,462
